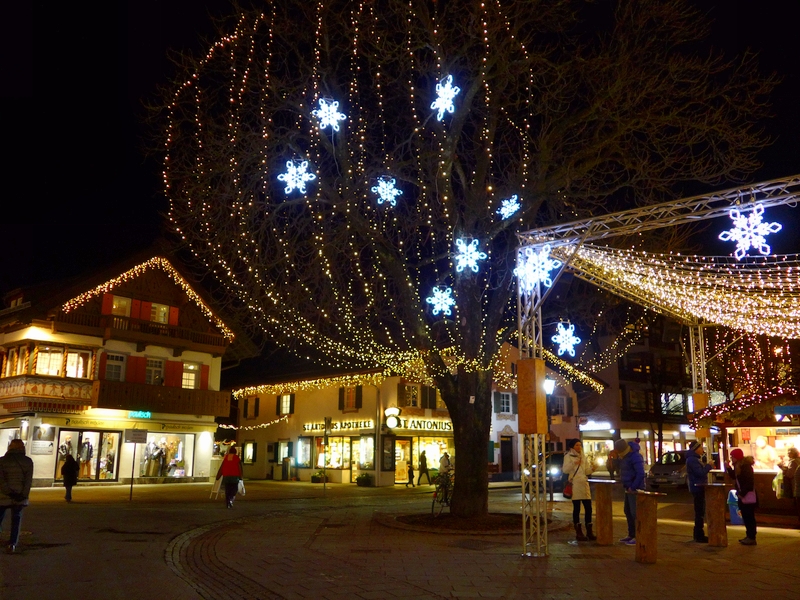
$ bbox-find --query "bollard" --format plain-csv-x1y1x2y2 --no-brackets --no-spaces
588,479,615,545
702,483,729,547
634,491,665,564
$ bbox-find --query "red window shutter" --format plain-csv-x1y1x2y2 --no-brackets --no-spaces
130,299,141,320
98,352,108,380
200,364,210,390
127,356,146,384
168,306,179,326
165,360,182,387
141,301,153,322
101,294,114,315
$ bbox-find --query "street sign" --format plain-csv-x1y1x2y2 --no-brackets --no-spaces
124,429,147,444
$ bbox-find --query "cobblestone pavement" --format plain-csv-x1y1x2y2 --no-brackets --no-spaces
1,482,799,599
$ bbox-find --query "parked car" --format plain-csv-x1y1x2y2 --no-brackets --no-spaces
647,450,688,489
546,451,566,492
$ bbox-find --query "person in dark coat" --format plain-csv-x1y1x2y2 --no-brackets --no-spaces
615,438,645,545
686,440,713,542
417,450,431,485
781,447,800,521
406,461,415,487
0,439,34,553
728,448,758,545
61,454,80,502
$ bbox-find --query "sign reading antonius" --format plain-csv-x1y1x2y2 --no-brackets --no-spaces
303,420,375,432
389,419,453,432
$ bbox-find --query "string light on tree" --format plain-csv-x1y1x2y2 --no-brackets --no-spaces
496,195,521,219
426,286,456,316
514,244,562,291
455,239,488,273
552,322,581,357
718,203,782,260
277,160,317,194
312,98,347,131
371,177,403,207
431,74,460,121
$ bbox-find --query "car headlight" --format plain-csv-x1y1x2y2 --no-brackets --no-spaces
549,467,561,476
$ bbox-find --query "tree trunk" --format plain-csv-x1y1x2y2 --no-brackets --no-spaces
442,367,493,518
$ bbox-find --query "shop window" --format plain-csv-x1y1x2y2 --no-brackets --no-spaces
65,349,92,379
355,435,374,470
36,346,63,376
381,436,395,471
138,433,195,477
296,437,312,468
151,303,170,324
276,393,294,415
145,358,165,385
243,441,256,464
105,353,126,381
315,436,350,469
182,362,201,389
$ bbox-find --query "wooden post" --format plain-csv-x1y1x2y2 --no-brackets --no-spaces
704,484,729,547
634,491,665,564
589,479,614,546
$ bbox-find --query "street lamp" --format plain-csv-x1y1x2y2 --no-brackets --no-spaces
543,377,555,500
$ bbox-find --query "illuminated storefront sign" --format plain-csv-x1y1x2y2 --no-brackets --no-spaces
303,420,375,432
128,411,152,419
393,419,452,432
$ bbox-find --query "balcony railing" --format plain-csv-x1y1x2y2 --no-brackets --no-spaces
54,311,227,352
92,380,231,417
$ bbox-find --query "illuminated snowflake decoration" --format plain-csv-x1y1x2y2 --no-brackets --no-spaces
430,75,461,121
426,286,456,316
497,195,521,219
312,98,347,132
514,244,562,291
454,239,488,273
277,160,317,195
552,322,581,357
371,177,403,207
718,204,782,260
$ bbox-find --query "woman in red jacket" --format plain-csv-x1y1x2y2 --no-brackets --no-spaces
216,446,243,508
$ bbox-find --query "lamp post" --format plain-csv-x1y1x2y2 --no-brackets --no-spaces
543,378,555,500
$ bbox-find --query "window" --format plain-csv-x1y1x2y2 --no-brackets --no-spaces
36,347,63,376
182,362,200,389
398,384,419,407
105,354,126,381
15,347,27,375
65,350,92,379
151,303,169,324
3,348,18,377
242,441,256,464
548,395,568,416
296,438,312,468
243,397,260,420
343,387,357,410
277,393,293,415
500,392,512,414
627,389,650,412
145,358,164,385
111,296,131,317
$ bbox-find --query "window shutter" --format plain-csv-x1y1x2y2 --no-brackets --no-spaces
141,301,153,321
420,385,429,409
168,306,179,326
397,383,405,407
512,393,518,414
200,364,210,390
101,293,114,315
338,387,345,410
289,394,295,414
430,387,438,409
126,356,145,384
276,395,281,416
130,299,141,320
98,352,108,380
567,396,574,417
287,441,294,457
487,440,495,462
273,443,279,462
355,386,363,409
243,399,249,419
254,397,260,418
165,360,182,387
492,392,501,413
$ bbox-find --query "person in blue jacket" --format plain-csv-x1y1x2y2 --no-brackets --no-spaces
686,440,713,542
614,438,645,545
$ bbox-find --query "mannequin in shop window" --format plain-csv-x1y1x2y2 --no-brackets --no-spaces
145,441,159,477
79,439,93,478
57,436,73,477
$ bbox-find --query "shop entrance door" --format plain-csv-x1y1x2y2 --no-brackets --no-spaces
500,436,514,481
394,438,413,484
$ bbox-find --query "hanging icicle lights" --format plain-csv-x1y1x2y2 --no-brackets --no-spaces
162,3,546,376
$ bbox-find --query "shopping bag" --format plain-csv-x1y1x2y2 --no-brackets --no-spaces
773,471,784,499
238,479,246,496
210,477,222,499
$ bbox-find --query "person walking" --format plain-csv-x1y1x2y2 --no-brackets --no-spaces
728,448,758,545
61,454,80,503
406,461,415,487
615,438,645,545
417,450,432,485
607,448,619,479
562,439,595,541
215,446,243,509
0,439,34,553
686,440,713,542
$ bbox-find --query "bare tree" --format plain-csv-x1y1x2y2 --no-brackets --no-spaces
159,0,776,517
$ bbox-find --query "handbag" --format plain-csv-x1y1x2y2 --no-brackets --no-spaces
237,479,246,496
563,461,581,499
740,490,757,504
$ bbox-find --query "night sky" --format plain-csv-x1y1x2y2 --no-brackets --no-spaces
2,0,798,292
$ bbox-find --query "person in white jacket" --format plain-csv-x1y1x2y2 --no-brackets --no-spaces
562,439,595,541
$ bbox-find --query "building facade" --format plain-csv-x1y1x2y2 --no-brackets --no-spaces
0,255,238,486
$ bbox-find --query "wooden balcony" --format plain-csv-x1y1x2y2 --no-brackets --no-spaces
53,311,228,356
92,380,231,417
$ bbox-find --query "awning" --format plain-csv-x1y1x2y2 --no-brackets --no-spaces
775,405,800,415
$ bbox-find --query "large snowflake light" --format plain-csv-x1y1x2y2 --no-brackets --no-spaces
431,74,461,121
718,204,782,260
552,322,581,357
514,244,562,291
497,195,521,219
454,239,488,273
426,286,456,316
312,98,347,131
371,177,403,207
277,160,317,194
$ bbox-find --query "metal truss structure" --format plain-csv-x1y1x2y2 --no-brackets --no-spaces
516,175,800,557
